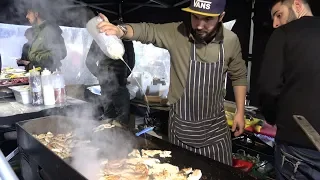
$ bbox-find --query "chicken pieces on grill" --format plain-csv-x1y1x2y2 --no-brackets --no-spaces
141,149,172,158
33,132,74,159
33,132,93,159
33,132,202,180
99,149,202,180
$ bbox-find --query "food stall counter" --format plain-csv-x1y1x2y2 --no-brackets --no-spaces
0,97,87,126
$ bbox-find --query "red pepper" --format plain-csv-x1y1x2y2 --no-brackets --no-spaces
232,159,254,172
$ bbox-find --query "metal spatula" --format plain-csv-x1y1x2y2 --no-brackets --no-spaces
293,115,320,151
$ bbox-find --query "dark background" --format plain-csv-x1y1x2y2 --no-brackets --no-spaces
0,0,319,106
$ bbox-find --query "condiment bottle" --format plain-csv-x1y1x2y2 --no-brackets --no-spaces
41,68,55,105
52,70,66,104
29,67,43,105
86,16,125,60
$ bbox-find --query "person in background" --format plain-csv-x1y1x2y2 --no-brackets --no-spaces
17,28,33,71
97,0,247,166
25,3,67,72
86,20,135,127
259,0,320,179
270,0,311,28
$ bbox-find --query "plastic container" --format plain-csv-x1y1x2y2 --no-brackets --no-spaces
8,85,31,104
29,68,43,105
86,16,125,60
41,69,55,105
52,70,66,104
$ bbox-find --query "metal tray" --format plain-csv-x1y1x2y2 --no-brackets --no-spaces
16,116,257,180
0,76,28,86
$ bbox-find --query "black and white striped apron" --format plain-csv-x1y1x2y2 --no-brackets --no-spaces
168,42,232,166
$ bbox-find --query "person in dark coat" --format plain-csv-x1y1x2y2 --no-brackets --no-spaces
17,28,34,71
259,0,320,179
86,20,135,126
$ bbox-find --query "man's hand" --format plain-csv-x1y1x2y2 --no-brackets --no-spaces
17,60,30,66
97,13,124,38
232,112,245,137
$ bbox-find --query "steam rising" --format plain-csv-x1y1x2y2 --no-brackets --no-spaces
8,0,136,179
5,0,95,27
64,106,136,180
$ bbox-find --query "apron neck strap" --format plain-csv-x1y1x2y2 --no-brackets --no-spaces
190,43,196,61
190,42,224,61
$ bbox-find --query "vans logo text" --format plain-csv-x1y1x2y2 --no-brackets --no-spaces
194,0,212,10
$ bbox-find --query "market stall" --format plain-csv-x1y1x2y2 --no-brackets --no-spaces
0,0,287,179
0,68,88,126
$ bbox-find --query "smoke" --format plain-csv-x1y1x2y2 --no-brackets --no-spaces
62,28,130,180
9,0,137,179
3,0,95,27
57,103,136,180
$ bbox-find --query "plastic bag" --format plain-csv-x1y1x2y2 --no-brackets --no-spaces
86,16,125,60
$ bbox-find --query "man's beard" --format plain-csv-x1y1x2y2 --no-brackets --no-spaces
195,30,212,39
192,22,220,43
287,7,298,23
28,19,35,25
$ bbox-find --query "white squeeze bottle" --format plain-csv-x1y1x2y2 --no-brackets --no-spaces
41,68,55,105
86,16,125,60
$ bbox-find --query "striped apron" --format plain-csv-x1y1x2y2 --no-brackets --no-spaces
168,42,232,166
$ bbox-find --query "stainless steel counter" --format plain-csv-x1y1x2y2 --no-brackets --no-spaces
0,97,88,126
0,97,86,118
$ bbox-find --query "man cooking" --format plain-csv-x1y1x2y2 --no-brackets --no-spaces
259,0,320,179
97,0,247,165
25,3,67,72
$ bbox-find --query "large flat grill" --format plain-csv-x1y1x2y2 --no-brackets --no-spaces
16,116,257,180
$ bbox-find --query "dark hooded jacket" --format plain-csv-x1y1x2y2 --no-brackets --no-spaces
28,21,67,71
85,40,135,86
85,39,135,124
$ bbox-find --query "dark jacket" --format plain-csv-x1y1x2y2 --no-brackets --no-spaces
17,43,31,71
85,40,135,85
28,21,67,72
21,43,30,61
259,16,320,150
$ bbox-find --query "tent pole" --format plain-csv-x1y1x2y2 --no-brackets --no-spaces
246,0,255,106
118,2,123,21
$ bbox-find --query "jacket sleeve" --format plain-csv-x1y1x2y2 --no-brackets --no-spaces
20,44,29,61
18,44,29,67
31,26,67,63
258,28,286,125
127,23,177,50
228,35,247,86
85,40,105,77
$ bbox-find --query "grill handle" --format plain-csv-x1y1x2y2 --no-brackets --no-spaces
38,166,52,180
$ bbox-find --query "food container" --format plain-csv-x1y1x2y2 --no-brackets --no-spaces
8,85,31,104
